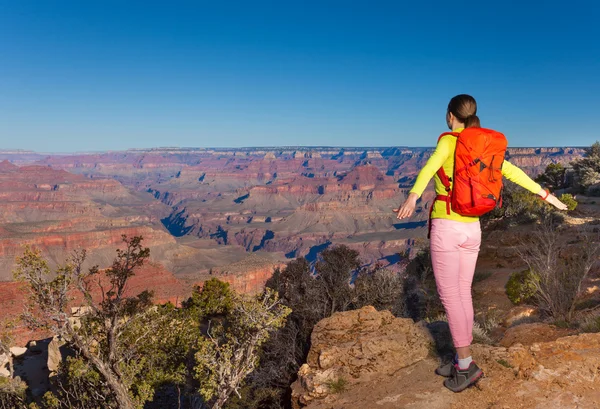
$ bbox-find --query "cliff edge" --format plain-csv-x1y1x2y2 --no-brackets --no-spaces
292,306,600,409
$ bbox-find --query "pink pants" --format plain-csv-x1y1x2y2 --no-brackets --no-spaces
430,218,481,348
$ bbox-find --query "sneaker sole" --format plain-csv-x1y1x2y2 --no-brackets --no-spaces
443,369,484,393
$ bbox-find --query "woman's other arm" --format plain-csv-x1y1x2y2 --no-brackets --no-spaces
502,160,568,210
394,136,453,219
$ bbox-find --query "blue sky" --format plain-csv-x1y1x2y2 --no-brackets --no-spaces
0,1,599,152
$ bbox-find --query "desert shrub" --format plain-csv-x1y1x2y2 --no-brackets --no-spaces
586,183,600,197
315,246,361,315
13,237,285,409
558,194,578,211
482,181,549,228
15,237,203,409
195,289,290,409
506,269,540,305
43,356,116,409
239,245,363,409
535,163,567,191
353,267,404,316
580,313,600,333
0,377,28,409
325,377,348,394
471,322,493,344
515,216,600,322
403,248,443,321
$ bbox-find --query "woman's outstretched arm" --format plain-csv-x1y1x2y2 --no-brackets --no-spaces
394,135,453,219
502,160,568,210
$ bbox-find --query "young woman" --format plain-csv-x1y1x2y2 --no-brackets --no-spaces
393,94,567,392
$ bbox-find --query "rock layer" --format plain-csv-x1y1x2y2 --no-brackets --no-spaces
2,145,583,270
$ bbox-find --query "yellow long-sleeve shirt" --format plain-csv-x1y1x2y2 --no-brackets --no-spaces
409,128,542,222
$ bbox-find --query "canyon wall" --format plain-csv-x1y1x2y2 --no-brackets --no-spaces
0,145,586,275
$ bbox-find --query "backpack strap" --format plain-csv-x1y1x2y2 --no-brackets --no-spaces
437,131,460,143
427,132,460,237
435,132,459,214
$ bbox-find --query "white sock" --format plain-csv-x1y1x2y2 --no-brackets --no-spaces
458,356,473,370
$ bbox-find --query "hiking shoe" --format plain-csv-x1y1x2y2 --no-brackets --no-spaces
443,362,484,392
435,356,456,377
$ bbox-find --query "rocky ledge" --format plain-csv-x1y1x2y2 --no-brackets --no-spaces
292,306,600,409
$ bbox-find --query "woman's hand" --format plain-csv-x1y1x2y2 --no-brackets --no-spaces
538,189,568,211
393,193,419,219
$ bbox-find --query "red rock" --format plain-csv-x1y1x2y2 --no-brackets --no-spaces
499,323,577,347
0,263,188,347
194,254,285,295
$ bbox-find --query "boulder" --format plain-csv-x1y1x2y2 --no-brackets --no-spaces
10,346,27,358
0,353,11,377
499,322,576,347
291,306,432,407
27,340,44,354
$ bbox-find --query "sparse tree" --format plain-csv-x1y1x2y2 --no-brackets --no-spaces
572,141,600,194
194,288,290,409
315,246,361,315
14,236,193,409
183,278,235,317
243,247,387,409
535,163,566,191
235,259,326,408
268,258,324,333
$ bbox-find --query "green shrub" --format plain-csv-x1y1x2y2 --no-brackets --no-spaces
326,377,348,394
506,269,539,305
482,181,549,227
559,194,578,211
496,359,513,369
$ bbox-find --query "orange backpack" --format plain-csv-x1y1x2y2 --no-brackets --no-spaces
435,127,508,217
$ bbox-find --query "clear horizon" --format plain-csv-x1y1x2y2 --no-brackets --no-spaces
0,144,590,156
1,1,599,152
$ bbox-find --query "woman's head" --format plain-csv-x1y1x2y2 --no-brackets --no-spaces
446,94,481,129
